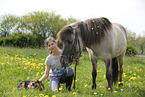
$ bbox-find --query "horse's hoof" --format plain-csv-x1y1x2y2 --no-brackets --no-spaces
92,84,96,89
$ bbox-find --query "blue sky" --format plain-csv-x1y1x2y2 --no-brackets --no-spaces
0,0,145,36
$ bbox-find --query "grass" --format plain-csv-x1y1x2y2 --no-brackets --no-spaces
0,46,145,97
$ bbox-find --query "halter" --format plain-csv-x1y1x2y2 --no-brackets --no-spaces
70,28,81,62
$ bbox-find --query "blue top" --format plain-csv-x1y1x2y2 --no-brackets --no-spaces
45,55,65,77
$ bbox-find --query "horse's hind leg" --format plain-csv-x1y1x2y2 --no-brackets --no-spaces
118,52,125,86
91,58,97,89
105,58,113,91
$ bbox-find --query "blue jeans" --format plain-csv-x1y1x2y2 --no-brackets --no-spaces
50,67,73,91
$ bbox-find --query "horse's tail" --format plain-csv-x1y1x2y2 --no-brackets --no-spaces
112,58,118,84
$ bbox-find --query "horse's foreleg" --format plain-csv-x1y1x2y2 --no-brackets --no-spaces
105,58,113,91
92,60,97,89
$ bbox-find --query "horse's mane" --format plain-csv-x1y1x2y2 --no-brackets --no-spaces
57,17,112,46
78,17,112,46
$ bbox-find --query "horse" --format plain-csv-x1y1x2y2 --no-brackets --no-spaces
57,17,127,91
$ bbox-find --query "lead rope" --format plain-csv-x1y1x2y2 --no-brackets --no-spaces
73,29,81,89
73,60,77,89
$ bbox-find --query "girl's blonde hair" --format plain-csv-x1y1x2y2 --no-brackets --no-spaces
45,37,57,46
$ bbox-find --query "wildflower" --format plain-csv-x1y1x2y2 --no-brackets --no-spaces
24,67,27,69
108,88,111,90
37,72,39,77
14,87,17,90
55,89,59,92
73,92,77,95
104,74,106,78
117,82,121,85
94,92,97,95
52,95,56,97
44,95,49,97
23,96,26,97
120,89,123,91
101,94,103,96
39,94,44,97
33,54,36,56
59,87,62,90
114,91,117,93
85,84,88,87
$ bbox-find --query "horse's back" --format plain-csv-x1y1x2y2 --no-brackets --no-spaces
90,23,127,60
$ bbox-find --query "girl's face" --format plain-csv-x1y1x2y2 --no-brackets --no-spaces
47,41,57,52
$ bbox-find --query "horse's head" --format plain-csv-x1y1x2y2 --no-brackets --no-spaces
57,25,83,67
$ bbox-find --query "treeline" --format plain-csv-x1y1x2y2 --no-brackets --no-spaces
0,11,145,55
0,11,77,47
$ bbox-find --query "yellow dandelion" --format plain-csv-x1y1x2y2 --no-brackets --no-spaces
59,87,62,90
139,82,141,84
120,89,123,91
55,89,59,92
14,87,17,90
52,95,56,97
85,84,88,87
108,88,111,90
104,74,106,78
24,67,27,69
94,92,97,95
36,72,39,77
114,91,117,93
45,95,49,97
73,92,77,95
39,94,44,97
133,73,136,76
23,96,26,97
118,82,121,85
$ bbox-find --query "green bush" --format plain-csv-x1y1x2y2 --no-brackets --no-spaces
126,44,137,55
0,32,38,47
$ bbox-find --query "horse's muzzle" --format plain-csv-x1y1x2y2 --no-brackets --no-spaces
60,55,71,67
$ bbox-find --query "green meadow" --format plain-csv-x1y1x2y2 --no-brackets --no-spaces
0,46,145,97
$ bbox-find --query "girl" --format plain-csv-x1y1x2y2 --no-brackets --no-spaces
39,37,73,91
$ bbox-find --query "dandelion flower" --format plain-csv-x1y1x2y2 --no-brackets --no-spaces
52,95,56,97
114,91,117,93
94,92,97,95
120,89,123,91
73,92,76,95
59,87,62,90
85,84,88,87
39,94,44,97
108,88,111,90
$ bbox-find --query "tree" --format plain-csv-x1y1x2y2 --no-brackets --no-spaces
0,15,19,37
0,11,78,47
136,32,145,55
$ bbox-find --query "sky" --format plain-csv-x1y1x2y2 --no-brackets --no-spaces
0,0,145,36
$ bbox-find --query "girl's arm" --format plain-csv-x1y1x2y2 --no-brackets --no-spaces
39,65,50,81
